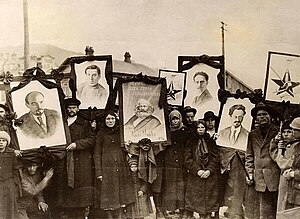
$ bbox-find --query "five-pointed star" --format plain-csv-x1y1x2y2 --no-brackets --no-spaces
272,70,300,97
167,82,182,100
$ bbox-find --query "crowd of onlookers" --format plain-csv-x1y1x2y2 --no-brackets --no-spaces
1,99,300,219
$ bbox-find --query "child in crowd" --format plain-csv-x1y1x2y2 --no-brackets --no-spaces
126,155,152,219
0,131,19,219
270,120,297,212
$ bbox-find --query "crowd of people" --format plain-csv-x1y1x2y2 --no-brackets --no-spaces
1,97,300,219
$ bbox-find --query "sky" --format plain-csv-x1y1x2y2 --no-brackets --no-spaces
1,0,300,89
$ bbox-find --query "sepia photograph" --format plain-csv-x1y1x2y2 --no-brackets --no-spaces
184,63,221,119
264,51,300,104
75,60,110,109
10,80,66,150
121,81,168,143
159,69,186,106
217,98,255,151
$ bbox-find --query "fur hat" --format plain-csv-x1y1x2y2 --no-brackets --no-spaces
0,131,10,145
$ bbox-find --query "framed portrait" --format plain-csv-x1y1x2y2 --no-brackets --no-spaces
264,51,300,104
216,98,255,151
119,77,170,144
178,55,224,119
159,69,186,106
10,80,68,150
75,60,110,109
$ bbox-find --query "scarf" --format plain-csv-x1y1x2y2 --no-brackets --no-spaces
169,110,184,131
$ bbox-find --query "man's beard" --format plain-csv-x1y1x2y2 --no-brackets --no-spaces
68,111,77,117
136,110,151,119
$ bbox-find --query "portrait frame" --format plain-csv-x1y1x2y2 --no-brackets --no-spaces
114,73,171,154
57,54,113,110
264,51,300,104
178,55,224,119
216,97,255,151
158,69,186,107
7,67,71,151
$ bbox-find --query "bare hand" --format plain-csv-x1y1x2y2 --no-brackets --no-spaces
201,170,211,179
97,176,103,181
38,202,48,212
137,191,144,197
66,143,77,151
14,150,22,157
275,132,282,141
283,169,295,180
45,168,54,180
197,170,205,177
246,174,254,185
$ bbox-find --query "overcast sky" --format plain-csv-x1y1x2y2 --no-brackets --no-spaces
1,0,300,89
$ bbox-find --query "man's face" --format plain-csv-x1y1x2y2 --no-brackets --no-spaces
282,129,293,141
230,109,245,128
194,75,208,92
205,118,215,130
171,116,180,128
185,112,195,125
256,110,271,127
86,69,100,86
0,107,6,118
66,105,79,117
0,138,7,151
26,163,39,175
135,100,151,118
26,93,44,116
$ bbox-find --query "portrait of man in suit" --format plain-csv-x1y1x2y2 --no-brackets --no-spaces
77,64,108,109
218,104,249,148
18,91,61,139
192,71,213,106
124,98,161,138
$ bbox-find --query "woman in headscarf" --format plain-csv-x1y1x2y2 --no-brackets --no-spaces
162,110,191,218
184,119,220,219
93,111,135,219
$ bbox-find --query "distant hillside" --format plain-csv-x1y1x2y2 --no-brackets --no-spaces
0,44,82,66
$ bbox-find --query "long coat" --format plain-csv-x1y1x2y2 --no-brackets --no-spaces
162,126,189,211
94,127,135,209
0,148,19,219
184,135,220,214
245,124,280,192
63,116,96,207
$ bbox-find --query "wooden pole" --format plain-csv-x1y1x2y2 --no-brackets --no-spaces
221,22,227,89
23,0,30,70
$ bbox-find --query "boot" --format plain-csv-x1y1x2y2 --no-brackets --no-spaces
153,193,165,219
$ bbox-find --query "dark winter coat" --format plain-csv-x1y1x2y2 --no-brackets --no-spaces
184,134,220,214
162,126,189,211
0,148,19,219
64,116,97,207
245,124,280,192
94,126,135,209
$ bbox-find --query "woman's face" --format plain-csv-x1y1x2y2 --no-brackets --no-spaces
197,123,206,136
171,116,180,127
105,114,116,128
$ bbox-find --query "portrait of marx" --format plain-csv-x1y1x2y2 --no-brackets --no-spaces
124,98,161,134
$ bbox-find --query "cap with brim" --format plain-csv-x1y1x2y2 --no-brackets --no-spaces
251,102,273,118
290,118,300,130
64,98,81,107
183,106,197,115
203,111,218,121
21,157,44,167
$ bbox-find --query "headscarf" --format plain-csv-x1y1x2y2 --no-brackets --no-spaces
195,119,209,166
169,110,184,131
